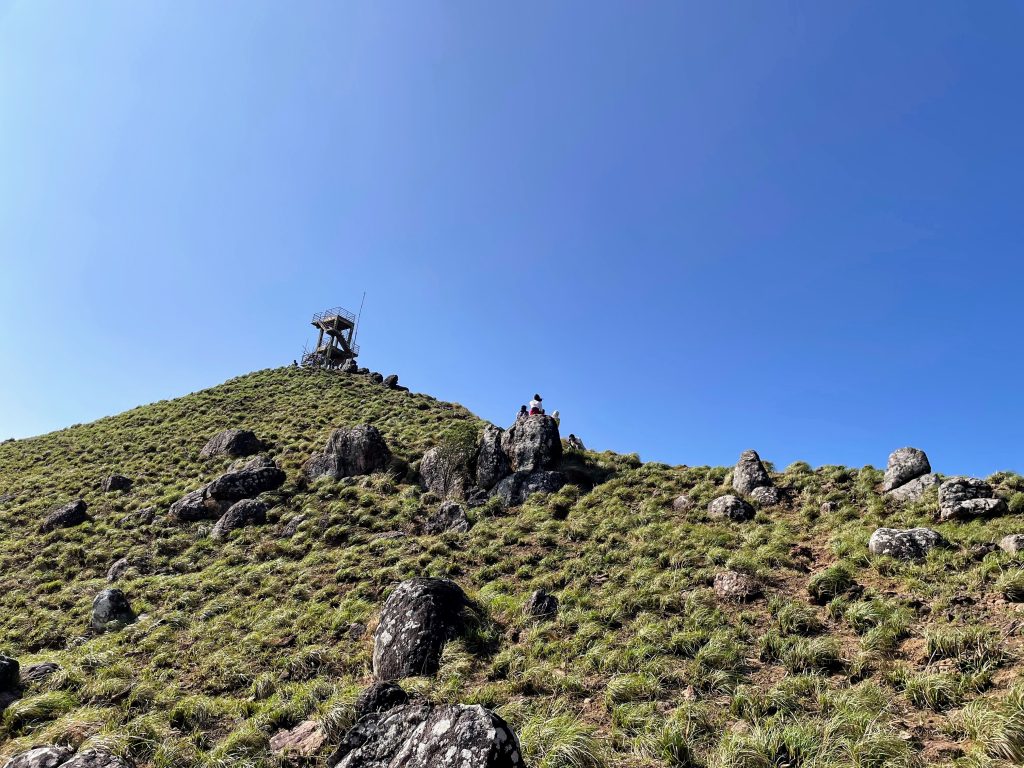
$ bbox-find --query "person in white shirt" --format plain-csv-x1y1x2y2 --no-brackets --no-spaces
529,394,544,415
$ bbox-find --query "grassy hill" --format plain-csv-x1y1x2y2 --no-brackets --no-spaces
2,366,1024,767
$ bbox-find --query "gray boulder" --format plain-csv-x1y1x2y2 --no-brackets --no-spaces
372,578,470,681
707,495,755,522
523,589,558,619
206,456,286,502
1001,535,1024,555
672,494,694,513
328,702,523,768
713,570,761,601
887,473,940,502
0,655,18,691
749,485,786,508
868,527,948,559
304,425,391,481
881,447,931,492
419,446,468,500
423,501,471,535
383,375,400,389
492,471,567,507
200,428,262,458
169,488,224,522
939,476,1008,521
211,498,269,539
501,415,561,473
62,751,133,768
40,500,89,532
369,372,384,384
91,589,135,632
101,474,132,492
475,425,511,491
354,682,409,720
341,359,359,373
1,747,75,768
732,450,772,495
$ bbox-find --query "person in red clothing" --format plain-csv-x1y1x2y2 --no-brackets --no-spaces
529,394,544,415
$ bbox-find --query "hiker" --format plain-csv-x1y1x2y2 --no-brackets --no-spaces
567,434,585,451
529,394,544,416
517,405,529,422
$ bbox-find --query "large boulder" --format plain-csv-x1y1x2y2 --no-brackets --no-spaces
168,488,224,522
200,429,262,458
419,447,468,500
304,425,391,481
328,702,523,768
732,450,772,495
1,747,75,768
422,501,471,535
938,477,1008,521
40,500,89,532
492,471,566,507
101,474,132,493
881,447,931,492
707,495,755,522
206,456,286,502
372,578,470,681
91,589,135,632
887,473,940,502
475,425,511,491
211,499,269,539
501,415,561,473
868,527,947,560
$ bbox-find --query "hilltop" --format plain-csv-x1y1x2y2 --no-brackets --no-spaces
1,366,1024,768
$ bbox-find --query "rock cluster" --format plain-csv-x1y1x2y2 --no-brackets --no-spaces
868,527,947,560
732,450,773,496
170,455,284,529
470,416,565,507
304,425,392,481
938,477,1008,521
881,447,939,501
200,428,263,458
493,470,567,507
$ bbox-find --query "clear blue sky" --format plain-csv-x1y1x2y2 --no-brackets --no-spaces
2,2,1022,476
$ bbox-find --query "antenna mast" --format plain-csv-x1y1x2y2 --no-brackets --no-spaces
353,291,367,347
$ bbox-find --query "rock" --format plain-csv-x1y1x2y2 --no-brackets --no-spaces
938,477,1008,521
501,415,562,473
423,501,471,535
106,558,131,582
0,655,18,691
211,499,269,539
523,589,558,619
354,682,409,719
341,359,359,373
206,456,286,502
707,495,755,522
91,589,135,632
304,426,392,481
886,473,940,502
270,720,327,759
369,372,384,384
732,450,772,495
40,499,89,532
200,428,262,458
1000,535,1024,554
383,375,399,389
881,447,931,492
868,527,948,560
21,662,60,685
1,746,75,768
672,494,693,513
328,702,523,768
280,514,307,538
820,501,839,514
62,750,133,768
372,578,470,681
749,485,786,508
101,474,132,492
419,446,468,500
169,488,224,522
475,425,511,492
492,470,567,507
713,570,761,601
357,367,370,375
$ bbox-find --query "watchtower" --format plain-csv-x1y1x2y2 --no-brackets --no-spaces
302,306,360,368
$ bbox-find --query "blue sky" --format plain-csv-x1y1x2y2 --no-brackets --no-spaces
1,2,1022,475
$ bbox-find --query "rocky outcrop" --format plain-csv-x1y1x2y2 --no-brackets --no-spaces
211,499,268,539
200,429,262,458
476,425,511,492
304,425,391,481
101,474,132,492
887,473,940,502
419,446,468,500
749,485,786,507
422,501,471,535
713,570,761,601
0,655,18,691
732,450,772,495
40,500,89,532
1001,535,1024,555
523,589,558,619
868,527,948,560
354,682,409,719
938,477,1008,521
881,447,931,493
91,589,135,632
501,415,561,473
492,471,566,507
327,702,523,768
707,495,755,522
206,456,286,502
372,578,470,681
2,747,75,768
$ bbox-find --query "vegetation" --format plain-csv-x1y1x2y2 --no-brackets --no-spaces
0,365,1023,766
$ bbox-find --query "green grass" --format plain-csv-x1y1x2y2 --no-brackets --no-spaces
0,366,1023,766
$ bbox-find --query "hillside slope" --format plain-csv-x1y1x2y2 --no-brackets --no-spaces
1,367,1024,768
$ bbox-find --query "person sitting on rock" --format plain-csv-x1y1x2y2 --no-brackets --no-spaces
517,405,529,422
529,394,544,416
567,434,585,451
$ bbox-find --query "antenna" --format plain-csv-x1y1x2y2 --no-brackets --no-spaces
353,291,367,347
